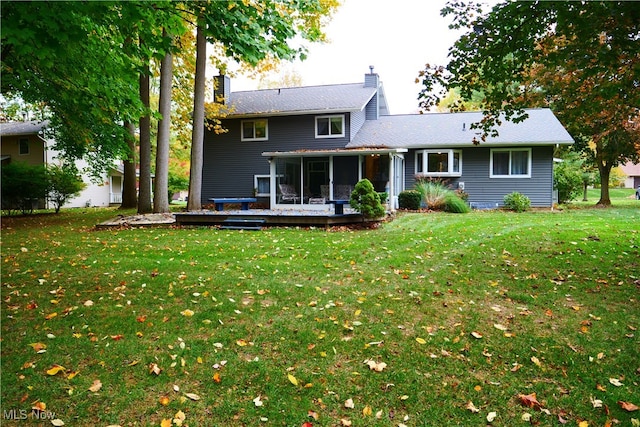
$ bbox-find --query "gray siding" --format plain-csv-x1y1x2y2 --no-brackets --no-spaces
202,114,351,202
404,146,555,207
350,109,366,141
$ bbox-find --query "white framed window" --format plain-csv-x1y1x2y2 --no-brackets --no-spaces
241,119,268,141
315,115,344,138
414,149,461,176
490,148,531,178
254,175,270,197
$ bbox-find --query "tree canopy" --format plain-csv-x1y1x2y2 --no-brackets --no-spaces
417,1,640,205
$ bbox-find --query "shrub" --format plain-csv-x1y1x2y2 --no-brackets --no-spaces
444,193,471,213
349,179,385,219
554,157,584,204
47,164,86,213
398,190,422,210
503,192,531,212
1,161,48,214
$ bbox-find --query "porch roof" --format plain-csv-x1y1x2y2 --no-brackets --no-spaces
262,147,407,158
0,120,49,137
224,83,378,118
346,108,574,149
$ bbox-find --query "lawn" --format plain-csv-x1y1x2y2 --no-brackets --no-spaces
1,196,638,426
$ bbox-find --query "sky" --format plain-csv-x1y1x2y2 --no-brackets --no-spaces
228,0,468,114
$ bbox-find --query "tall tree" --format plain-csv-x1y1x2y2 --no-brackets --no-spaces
154,30,174,213
187,21,207,211
186,0,338,208
417,1,640,206
138,69,153,214
121,122,138,209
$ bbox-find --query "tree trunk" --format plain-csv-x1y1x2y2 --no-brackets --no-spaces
187,23,206,211
120,122,138,209
596,162,612,207
138,69,153,214
154,43,173,213
582,181,588,202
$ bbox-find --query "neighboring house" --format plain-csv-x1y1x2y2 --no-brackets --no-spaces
0,120,123,208
620,161,640,189
202,69,574,209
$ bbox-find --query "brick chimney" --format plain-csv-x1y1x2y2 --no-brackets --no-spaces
213,75,230,105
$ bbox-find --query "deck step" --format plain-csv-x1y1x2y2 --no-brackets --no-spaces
220,218,266,230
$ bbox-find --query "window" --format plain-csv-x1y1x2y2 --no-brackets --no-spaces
241,119,268,141
490,148,531,178
254,175,270,197
315,115,344,138
414,149,461,176
19,138,29,155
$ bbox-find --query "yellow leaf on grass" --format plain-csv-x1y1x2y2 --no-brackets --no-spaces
88,379,102,392
415,337,427,345
362,405,372,416
160,420,172,427
46,365,65,376
531,356,542,367
45,312,58,320
180,309,194,317
287,374,298,386
159,396,170,406
29,342,47,353
578,421,589,427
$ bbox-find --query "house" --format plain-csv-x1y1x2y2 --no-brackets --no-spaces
202,70,574,210
620,161,640,189
0,120,123,208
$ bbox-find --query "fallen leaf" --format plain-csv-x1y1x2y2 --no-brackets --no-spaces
149,363,161,375
364,359,387,372
45,312,57,320
32,401,46,411
213,372,221,383
160,420,172,427
487,411,497,422
471,331,483,339
307,410,319,420
302,423,313,427
619,401,639,412
253,396,263,407
518,392,542,409
466,401,480,413
51,419,65,426
609,378,623,387
531,356,542,367
88,379,102,393
591,396,603,408
184,392,200,401
110,334,124,341
29,342,47,353
340,419,352,426
415,337,427,344
136,315,147,323
578,421,589,427
494,324,508,331
288,373,298,386
159,396,170,406
362,405,372,416
344,398,354,409
522,413,532,422
83,300,94,307
173,410,186,426
181,309,194,317
46,365,65,376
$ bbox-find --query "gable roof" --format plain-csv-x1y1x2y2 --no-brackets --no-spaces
346,108,574,149
225,83,379,118
0,120,49,137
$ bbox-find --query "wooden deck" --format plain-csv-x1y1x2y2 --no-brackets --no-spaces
174,209,365,228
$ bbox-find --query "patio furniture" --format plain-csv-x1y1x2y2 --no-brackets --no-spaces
209,197,257,211
279,184,301,203
328,199,349,215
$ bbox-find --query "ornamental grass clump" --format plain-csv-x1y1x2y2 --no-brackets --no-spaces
415,180,469,213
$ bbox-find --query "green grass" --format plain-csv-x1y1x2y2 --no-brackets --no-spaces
1,198,638,426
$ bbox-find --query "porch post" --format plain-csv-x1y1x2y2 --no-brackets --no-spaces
388,153,395,212
269,158,277,208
